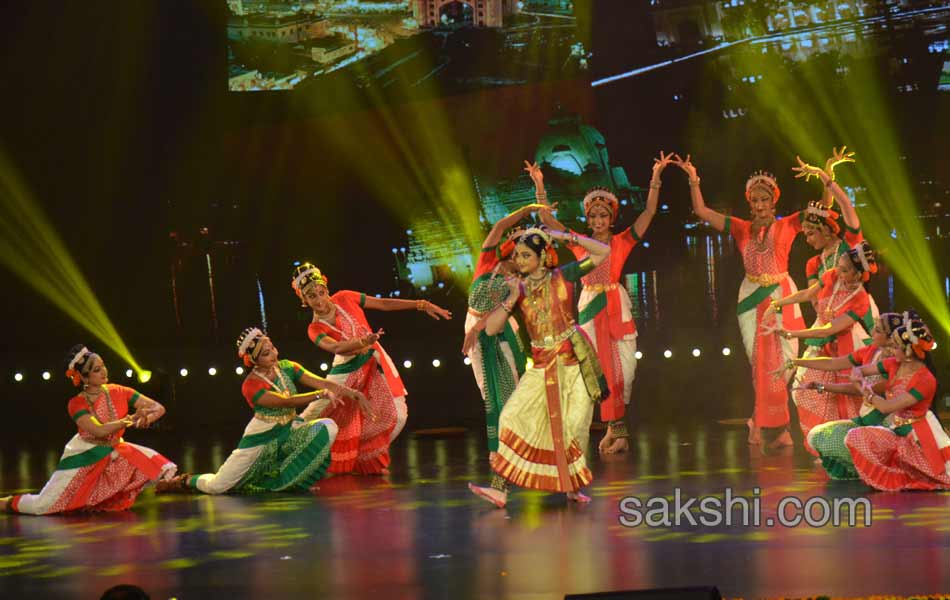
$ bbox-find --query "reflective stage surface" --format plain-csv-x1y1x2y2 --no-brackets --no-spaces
2,425,950,599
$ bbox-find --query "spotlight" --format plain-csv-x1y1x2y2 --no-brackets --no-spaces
391,248,398,253
691,348,701,357
661,204,669,211
208,367,217,376
42,371,51,381
126,368,133,378
643,242,651,248
635,351,643,360
933,341,938,350
235,366,245,375
432,359,441,368
320,363,329,372
138,371,152,383
722,347,731,356
14,372,23,382
463,356,471,365
663,349,672,359
179,368,189,377
406,229,413,235
403,360,413,369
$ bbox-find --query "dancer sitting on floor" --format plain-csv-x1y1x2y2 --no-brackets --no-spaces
293,263,452,474
837,313,947,490
157,328,361,494
469,226,610,508
2,345,175,514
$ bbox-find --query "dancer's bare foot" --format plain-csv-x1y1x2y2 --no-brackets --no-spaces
566,491,591,504
468,483,506,508
598,429,614,453
769,430,793,448
747,418,762,445
602,436,630,455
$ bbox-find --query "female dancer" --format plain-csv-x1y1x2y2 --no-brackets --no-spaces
469,227,610,508
1,345,175,514
293,264,451,474
535,153,671,454
794,151,880,348
463,204,548,457
796,148,863,286
795,312,903,477
762,242,877,453
158,328,360,494
673,155,806,449
842,314,947,490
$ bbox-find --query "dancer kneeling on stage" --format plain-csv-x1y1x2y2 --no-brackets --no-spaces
157,328,363,494
469,227,610,508
819,313,947,490
791,312,901,475
2,345,176,514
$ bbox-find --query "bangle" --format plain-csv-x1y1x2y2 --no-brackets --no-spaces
815,383,825,394
689,177,701,187
649,180,661,190
770,299,781,312
782,330,793,340
570,232,579,245
416,299,427,311
784,359,795,371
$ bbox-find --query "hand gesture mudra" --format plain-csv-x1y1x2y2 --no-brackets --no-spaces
523,160,544,189
824,146,856,175
671,153,698,180
792,155,828,183
652,150,675,178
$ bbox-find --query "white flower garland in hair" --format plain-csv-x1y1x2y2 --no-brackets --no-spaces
238,327,264,357
68,347,91,371
854,243,871,273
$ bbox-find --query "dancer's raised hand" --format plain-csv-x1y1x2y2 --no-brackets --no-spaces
792,155,828,183
824,146,856,175
652,150,675,179
672,153,698,180
523,160,544,190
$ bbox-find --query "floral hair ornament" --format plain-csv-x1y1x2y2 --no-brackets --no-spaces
745,170,780,204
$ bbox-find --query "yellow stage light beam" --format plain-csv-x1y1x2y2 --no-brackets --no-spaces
0,149,146,376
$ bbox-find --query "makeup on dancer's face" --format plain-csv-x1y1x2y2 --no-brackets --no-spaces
256,338,278,366
871,321,889,346
837,254,860,281
748,190,775,218
587,205,611,234
803,223,830,249
84,357,108,386
514,244,540,274
304,285,330,311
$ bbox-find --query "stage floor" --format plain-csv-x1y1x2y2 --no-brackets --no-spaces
2,424,949,599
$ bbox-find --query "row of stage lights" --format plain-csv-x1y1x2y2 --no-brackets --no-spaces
8,347,737,382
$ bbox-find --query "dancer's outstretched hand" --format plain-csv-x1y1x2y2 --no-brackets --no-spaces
421,301,452,320
671,153,698,180
462,318,487,356
824,146,856,175
792,155,828,182
524,160,544,190
652,150,675,179
759,323,781,337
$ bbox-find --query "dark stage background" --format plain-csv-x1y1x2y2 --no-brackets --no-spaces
0,0,948,446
